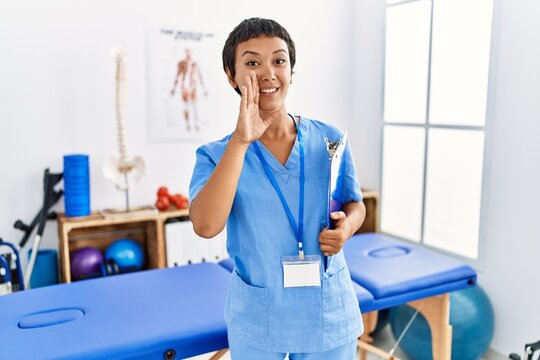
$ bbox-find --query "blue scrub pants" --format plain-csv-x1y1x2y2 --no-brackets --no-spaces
228,336,358,360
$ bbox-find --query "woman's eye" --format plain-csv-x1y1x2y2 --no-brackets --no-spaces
246,61,258,66
275,59,286,65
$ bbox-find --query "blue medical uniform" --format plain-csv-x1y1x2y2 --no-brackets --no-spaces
189,116,364,354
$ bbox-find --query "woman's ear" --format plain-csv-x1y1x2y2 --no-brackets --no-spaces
225,67,237,89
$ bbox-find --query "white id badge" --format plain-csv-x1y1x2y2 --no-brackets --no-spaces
282,255,321,288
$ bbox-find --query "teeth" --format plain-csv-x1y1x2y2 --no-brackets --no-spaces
260,88,277,94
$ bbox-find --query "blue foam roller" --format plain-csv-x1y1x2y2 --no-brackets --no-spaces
63,154,91,217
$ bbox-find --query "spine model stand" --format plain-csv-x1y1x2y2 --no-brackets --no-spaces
103,48,146,212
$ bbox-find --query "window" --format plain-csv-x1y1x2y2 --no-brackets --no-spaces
381,0,494,259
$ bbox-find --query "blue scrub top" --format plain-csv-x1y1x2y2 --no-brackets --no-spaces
190,116,364,353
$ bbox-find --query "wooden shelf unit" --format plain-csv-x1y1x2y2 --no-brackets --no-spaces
57,190,378,283
358,190,380,234
57,208,189,283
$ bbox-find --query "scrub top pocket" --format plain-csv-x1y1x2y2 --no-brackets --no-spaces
322,266,362,338
268,285,323,347
227,270,269,337
325,251,347,278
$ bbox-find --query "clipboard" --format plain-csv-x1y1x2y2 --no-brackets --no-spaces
325,131,348,229
324,132,348,271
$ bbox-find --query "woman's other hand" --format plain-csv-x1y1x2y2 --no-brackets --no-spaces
318,211,353,256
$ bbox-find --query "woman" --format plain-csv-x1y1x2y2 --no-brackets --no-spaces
189,17,366,360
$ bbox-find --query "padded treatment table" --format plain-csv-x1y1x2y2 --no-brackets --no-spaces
344,233,477,310
0,263,231,360
343,233,477,360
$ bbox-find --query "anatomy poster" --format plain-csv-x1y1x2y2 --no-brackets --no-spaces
146,25,218,141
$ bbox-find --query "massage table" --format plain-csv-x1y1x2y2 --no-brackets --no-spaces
0,233,476,360
346,233,477,360
0,263,231,360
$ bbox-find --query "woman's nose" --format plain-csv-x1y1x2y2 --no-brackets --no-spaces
259,64,276,81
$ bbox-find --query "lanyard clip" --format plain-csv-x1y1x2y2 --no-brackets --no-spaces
298,242,304,260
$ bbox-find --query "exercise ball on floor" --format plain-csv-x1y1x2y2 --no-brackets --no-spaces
105,238,145,273
371,309,390,337
389,285,494,360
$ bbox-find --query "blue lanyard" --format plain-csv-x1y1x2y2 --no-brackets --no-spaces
252,114,305,258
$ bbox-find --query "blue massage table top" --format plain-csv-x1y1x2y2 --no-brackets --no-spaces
219,257,234,272
344,233,477,310
351,281,375,313
0,263,231,360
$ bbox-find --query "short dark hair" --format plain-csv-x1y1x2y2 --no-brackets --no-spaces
222,18,296,94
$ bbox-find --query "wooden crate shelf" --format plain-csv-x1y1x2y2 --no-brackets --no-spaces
358,190,380,234
57,208,189,283
57,190,378,283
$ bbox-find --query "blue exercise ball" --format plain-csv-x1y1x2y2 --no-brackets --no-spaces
371,309,390,337
389,285,494,360
105,239,145,273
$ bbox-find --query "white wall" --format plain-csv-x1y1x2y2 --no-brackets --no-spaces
352,0,386,191
0,0,355,251
2,0,539,356
353,0,540,356
478,0,540,354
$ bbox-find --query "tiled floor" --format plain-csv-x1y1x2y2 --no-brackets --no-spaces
366,326,409,359
186,325,409,360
